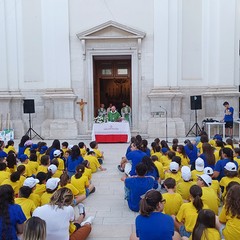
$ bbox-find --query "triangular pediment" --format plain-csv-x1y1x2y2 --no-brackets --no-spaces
77,20,145,40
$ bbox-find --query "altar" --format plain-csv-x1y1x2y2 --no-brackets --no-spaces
91,122,131,143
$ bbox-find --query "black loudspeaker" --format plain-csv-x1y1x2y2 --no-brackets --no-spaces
190,95,202,110
23,99,35,114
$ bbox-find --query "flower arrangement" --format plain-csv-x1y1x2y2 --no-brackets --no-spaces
94,115,108,123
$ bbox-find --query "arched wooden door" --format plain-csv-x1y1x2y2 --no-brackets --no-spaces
93,56,131,116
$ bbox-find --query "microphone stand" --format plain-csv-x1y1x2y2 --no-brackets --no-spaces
159,106,168,143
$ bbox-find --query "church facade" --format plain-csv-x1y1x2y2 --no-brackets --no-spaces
0,0,240,139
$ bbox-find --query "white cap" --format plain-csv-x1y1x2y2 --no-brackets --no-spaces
198,174,212,186
23,177,39,188
48,164,57,174
53,150,61,157
195,157,204,172
224,162,237,172
181,166,191,181
170,162,179,172
204,167,213,175
46,178,60,190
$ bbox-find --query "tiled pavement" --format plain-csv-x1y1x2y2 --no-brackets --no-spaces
82,142,136,240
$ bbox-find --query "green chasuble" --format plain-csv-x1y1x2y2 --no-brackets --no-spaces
108,111,121,122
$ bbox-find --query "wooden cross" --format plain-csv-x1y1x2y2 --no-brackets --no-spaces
76,99,87,121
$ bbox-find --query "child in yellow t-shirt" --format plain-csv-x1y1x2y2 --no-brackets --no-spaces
191,157,204,182
49,161,63,178
37,145,48,164
59,172,86,204
161,151,176,172
3,140,16,154
53,150,65,172
0,162,10,184
82,160,92,181
40,178,60,206
220,162,240,199
36,155,50,174
176,145,190,166
17,165,26,187
1,171,21,196
34,172,47,196
203,167,220,199
15,186,36,219
177,166,194,201
23,177,41,207
219,184,240,240
151,145,162,162
19,154,33,177
71,165,95,196
165,161,182,184
89,141,104,165
189,209,221,240
233,147,240,173
61,141,69,155
162,177,183,215
151,155,164,180
28,153,39,176
78,142,87,157
83,150,106,173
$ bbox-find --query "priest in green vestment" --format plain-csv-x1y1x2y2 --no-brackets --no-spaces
108,106,121,122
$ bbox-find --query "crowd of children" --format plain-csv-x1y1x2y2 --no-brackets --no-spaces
120,133,240,240
0,136,106,240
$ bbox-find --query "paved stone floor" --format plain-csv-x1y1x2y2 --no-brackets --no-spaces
82,142,136,240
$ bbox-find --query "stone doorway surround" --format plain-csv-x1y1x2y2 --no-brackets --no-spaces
76,21,146,133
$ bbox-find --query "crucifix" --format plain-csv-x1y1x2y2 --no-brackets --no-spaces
76,99,87,121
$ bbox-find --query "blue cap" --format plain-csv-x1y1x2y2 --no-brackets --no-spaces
40,146,48,154
19,154,28,161
162,147,168,153
213,134,222,141
30,144,38,151
0,151,7,158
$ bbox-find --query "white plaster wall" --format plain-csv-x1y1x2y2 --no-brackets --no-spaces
21,0,43,86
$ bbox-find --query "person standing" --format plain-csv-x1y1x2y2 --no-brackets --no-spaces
107,106,121,122
121,102,131,124
223,101,234,138
97,104,107,118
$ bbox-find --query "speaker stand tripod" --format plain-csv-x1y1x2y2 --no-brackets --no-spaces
186,109,202,137
25,113,44,140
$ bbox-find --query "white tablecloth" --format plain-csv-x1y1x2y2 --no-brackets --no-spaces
92,122,131,142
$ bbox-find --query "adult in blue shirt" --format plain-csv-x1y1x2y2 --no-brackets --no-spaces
125,142,146,176
184,139,198,170
213,148,238,181
223,101,234,138
66,145,84,177
0,184,26,240
130,189,180,240
17,135,30,159
124,163,155,212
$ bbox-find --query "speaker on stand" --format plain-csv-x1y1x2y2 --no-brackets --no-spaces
23,99,43,140
186,95,202,137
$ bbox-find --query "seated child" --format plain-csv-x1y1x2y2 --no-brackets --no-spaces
162,178,183,215
40,178,60,206
124,163,155,212
0,162,10,184
165,162,182,184
84,149,106,173
89,141,104,164
34,172,47,196
15,186,36,219
177,166,194,201
36,155,50,174
220,162,240,199
191,157,204,182
23,177,41,207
